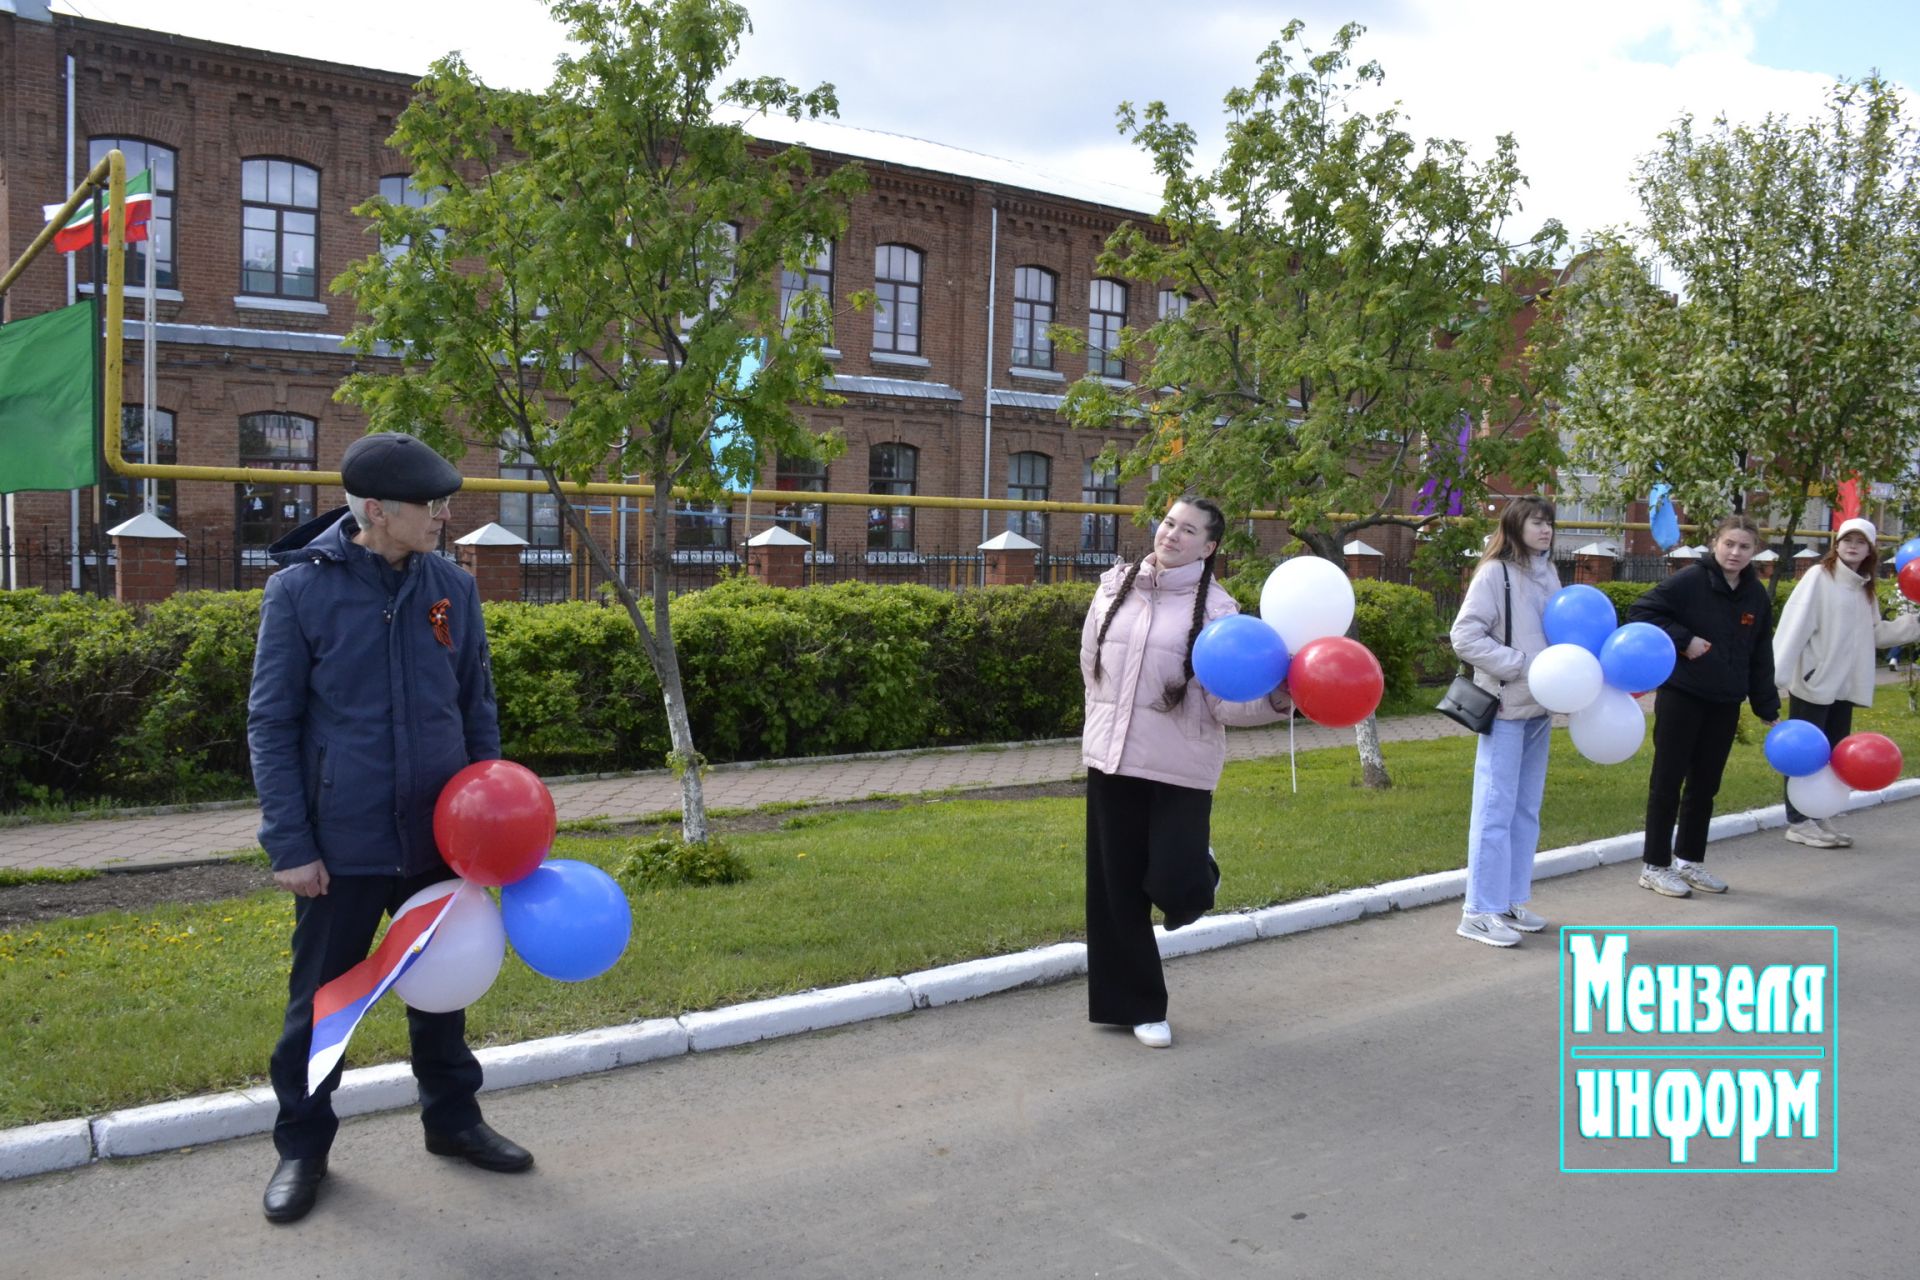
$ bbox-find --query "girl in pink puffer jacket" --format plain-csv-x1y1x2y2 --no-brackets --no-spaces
1080,497,1293,1049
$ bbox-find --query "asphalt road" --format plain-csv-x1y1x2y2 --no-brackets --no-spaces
3,804,1914,1280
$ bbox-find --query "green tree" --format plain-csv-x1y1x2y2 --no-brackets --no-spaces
335,0,865,841
1547,76,1920,567
1060,21,1566,787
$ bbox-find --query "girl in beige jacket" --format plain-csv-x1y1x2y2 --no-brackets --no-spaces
1080,497,1291,1048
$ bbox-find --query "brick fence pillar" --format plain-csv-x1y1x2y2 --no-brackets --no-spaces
106,512,184,605
453,521,531,603
979,529,1041,586
1571,543,1617,586
745,526,809,587
1343,540,1383,580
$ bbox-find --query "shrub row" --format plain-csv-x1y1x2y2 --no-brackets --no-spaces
0,569,1449,811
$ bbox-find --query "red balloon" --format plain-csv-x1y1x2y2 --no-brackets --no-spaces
1901,560,1920,604
433,760,556,886
1286,636,1385,728
1828,732,1904,793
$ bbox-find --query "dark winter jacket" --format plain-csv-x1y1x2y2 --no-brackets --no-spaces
247,508,500,876
1626,562,1781,719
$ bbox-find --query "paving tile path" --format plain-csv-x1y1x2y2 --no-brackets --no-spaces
0,713,1477,874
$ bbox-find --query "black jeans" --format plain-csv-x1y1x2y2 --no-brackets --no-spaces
1643,686,1743,867
1085,768,1216,1027
1783,695,1856,823
269,867,484,1159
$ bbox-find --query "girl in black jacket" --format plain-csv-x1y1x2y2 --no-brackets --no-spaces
1625,514,1781,897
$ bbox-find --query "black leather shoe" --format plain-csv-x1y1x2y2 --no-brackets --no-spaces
424,1121,534,1173
262,1155,328,1223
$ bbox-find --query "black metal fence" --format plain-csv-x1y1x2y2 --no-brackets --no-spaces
0,526,284,596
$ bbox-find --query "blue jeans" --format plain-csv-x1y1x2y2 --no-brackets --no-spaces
1465,714,1553,915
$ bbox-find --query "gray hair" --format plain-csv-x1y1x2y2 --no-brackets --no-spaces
345,492,373,528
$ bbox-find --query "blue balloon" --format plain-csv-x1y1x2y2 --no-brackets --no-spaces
1598,622,1676,693
1543,585,1618,656
501,859,632,982
1764,720,1831,778
1191,614,1290,702
1897,537,1920,573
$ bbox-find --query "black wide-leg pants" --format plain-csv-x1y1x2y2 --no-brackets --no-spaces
1085,768,1216,1027
268,867,484,1159
1783,695,1855,823
1642,686,1742,867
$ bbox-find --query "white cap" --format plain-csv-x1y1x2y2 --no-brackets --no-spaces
1835,516,1877,544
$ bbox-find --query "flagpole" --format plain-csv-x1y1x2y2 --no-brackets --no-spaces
143,228,157,515
90,184,108,598
65,54,79,593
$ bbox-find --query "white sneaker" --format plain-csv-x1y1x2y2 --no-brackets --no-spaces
1785,820,1843,848
1638,864,1692,898
1457,912,1522,947
1673,859,1728,893
1816,818,1854,848
1132,1021,1173,1048
1501,904,1548,933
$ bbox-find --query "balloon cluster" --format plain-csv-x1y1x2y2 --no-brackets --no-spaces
1191,558,1385,728
1528,585,1675,765
1763,723,1905,820
392,760,632,1013
1898,538,1920,603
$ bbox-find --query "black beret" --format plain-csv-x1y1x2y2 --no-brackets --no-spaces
340,432,463,503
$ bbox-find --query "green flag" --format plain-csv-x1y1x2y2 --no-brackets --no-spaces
0,302,97,494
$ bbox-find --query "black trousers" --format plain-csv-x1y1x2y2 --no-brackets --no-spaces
1783,696,1856,822
269,868,484,1159
1085,768,1216,1027
1643,686,1743,867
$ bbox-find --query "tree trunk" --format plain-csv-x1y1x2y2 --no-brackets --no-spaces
541,461,711,843
1354,713,1391,789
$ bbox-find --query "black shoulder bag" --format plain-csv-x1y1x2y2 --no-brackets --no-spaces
1435,563,1510,734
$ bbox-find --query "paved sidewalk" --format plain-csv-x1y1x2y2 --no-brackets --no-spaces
0,712,1476,874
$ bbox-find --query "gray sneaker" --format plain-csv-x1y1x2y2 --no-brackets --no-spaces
1638,864,1692,898
1673,859,1728,893
1501,904,1549,933
1457,912,1522,947
1785,820,1843,848
1816,818,1854,848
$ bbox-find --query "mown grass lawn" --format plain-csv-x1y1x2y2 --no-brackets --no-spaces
2,701,1915,1129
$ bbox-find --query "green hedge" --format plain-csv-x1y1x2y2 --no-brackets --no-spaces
0,567,1451,811
0,581,1098,810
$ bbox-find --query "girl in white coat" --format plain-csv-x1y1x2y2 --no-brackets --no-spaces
1447,496,1562,948
1772,517,1920,847
1080,497,1291,1048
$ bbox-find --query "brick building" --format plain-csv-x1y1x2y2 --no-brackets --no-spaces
1,2,1239,596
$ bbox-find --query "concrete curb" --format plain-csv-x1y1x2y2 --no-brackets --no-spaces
6,792,1913,1182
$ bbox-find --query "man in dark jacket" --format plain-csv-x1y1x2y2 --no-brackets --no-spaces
248,432,532,1224
1626,516,1781,899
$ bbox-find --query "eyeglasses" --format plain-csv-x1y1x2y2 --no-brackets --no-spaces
422,496,451,518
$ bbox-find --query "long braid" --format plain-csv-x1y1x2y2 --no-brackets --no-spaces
1090,558,1145,682
1154,551,1215,711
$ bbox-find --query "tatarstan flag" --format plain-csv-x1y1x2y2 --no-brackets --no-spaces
42,169,152,253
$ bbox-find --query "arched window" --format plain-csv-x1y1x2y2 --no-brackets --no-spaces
780,240,835,332
1088,279,1128,377
236,413,317,554
88,137,175,288
1080,460,1119,554
1011,267,1056,369
868,443,918,550
241,158,321,298
773,454,828,551
1006,451,1050,543
873,244,923,355
1157,289,1192,320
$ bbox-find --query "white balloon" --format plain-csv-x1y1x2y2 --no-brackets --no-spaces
391,880,506,1014
1786,766,1852,821
1259,557,1355,653
1528,643,1605,714
1568,686,1646,765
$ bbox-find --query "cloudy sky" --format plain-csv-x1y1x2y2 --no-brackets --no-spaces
51,0,1918,243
